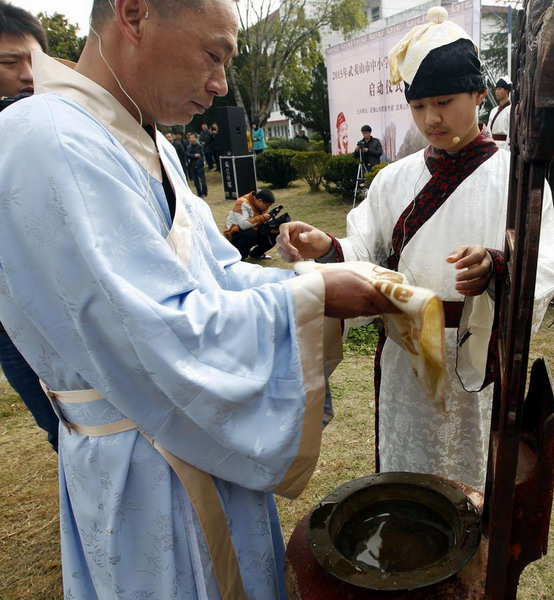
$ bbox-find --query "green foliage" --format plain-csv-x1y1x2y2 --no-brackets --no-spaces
309,140,326,152
343,323,380,356
364,162,389,186
279,57,331,152
256,149,298,188
291,151,330,192
231,0,367,126
37,12,86,62
481,10,521,81
267,137,310,151
323,154,358,198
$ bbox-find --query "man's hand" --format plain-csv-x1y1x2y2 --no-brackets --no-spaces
276,221,333,262
446,245,493,296
321,270,401,318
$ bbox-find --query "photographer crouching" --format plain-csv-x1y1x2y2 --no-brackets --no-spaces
353,124,383,170
224,189,290,260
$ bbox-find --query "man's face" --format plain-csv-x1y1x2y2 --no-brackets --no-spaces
409,91,482,151
254,197,272,212
139,0,238,125
201,123,209,130
164,132,174,142
494,86,509,103
362,130,371,141
188,133,197,143
0,34,41,97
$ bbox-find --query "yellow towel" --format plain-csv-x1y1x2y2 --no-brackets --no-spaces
295,261,446,412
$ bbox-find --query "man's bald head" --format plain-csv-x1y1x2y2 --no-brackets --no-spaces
90,0,205,28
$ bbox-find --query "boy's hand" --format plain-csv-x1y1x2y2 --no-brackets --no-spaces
276,221,333,262
446,245,493,296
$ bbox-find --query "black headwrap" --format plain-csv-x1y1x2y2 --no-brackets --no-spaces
404,39,486,101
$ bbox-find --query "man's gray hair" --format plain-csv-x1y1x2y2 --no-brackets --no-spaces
90,0,205,27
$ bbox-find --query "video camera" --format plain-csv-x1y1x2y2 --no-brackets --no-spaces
268,204,283,219
0,92,32,113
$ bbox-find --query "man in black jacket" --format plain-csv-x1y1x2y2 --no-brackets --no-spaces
186,132,208,197
353,124,383,169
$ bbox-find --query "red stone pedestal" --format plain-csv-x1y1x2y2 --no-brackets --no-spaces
285,484,488,600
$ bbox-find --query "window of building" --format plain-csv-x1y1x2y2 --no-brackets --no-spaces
371,6,380,21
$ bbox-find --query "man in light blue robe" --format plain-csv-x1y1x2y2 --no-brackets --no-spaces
0,1,398,598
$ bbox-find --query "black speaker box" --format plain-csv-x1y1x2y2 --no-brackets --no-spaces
214,106,249,156
220,155,257,200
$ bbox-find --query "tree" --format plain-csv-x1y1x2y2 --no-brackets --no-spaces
481,9,521,79
229,0,367,127
480,8,521,122
278,55,331,150
37,12,86,63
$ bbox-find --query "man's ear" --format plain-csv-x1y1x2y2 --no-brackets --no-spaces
115,0,149,46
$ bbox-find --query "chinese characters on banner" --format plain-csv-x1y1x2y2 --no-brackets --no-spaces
326,0,480,161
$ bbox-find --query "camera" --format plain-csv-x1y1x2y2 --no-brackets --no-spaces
0,92,32,113
269,204,283,218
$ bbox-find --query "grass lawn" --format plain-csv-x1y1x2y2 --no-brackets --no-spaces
1,169,553,599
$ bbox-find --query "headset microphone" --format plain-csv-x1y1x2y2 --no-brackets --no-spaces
451,120,477,147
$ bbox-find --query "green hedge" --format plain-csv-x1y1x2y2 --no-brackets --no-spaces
266,137,310,151
365,161,389,186
322,154,359,199
291,151,330,192
256,149,298,188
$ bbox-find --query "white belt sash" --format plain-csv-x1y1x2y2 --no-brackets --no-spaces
40,381,247,600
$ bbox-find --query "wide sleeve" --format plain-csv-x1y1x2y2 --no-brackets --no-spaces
456,179,554,390
339,168,391,267
0,97,331,497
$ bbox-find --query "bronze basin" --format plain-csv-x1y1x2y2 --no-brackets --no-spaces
308,472,482,591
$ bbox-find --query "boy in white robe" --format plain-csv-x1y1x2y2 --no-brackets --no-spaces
488,76,512,151
277,7,554,491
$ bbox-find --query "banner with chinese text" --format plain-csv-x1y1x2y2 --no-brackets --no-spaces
326,0,479,161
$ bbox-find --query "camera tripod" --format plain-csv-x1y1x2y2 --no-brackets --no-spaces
353,149,369,208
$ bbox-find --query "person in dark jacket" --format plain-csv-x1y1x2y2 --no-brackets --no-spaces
353,125,383,169
198,122,214,169
207,122,221,171
186,132,208,197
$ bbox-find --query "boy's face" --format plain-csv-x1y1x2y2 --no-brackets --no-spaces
0,33,41,97
409,91,484,151
494,86,509,103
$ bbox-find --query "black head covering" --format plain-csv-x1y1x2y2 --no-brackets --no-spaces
405,39,486,101
495,76,512,91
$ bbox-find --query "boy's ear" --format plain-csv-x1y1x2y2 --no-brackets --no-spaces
475,90,487,105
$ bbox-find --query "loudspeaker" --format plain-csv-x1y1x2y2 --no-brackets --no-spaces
214,106,249,156
220,155,257,200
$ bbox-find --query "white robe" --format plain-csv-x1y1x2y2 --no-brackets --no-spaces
340,146,554,490
0,53,339,600
488,103,511,150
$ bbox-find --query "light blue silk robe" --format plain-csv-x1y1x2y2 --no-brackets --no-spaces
0,54,335,600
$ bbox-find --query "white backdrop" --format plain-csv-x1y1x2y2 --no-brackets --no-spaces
326,0,480,161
